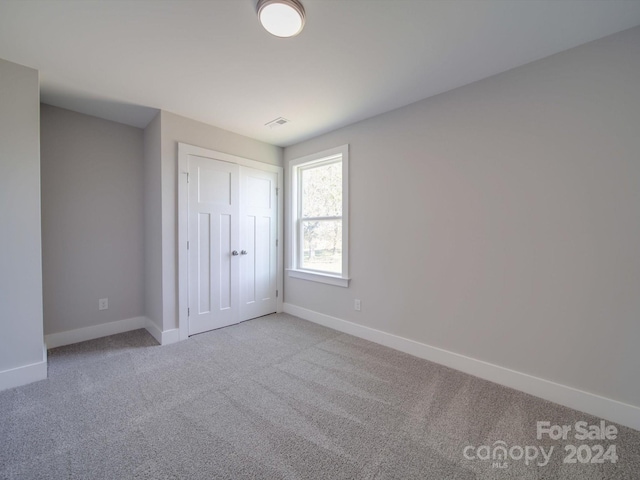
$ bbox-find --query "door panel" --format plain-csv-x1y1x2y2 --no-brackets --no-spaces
240,167,278,321
218,213,232,311
245,215,257,304
197,212,211,313
189,156,240,335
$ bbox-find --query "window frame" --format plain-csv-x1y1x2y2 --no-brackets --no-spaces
288,145,350,287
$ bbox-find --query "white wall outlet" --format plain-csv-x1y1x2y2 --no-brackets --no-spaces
98,298,108,310
354,299,361,311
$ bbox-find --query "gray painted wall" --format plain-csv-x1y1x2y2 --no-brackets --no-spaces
41,105,144,334
0,59,44,371
143,112,163,333
157,111,283,332
284,27,640,409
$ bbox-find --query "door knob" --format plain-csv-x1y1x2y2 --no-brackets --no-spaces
232,250,239,256
241,250,248,255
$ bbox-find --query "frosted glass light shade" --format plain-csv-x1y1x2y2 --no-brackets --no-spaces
257,0,305,38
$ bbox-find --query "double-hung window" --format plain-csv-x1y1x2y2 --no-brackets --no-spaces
288,145,349,287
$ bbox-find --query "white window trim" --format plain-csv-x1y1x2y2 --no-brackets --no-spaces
288,144,350,287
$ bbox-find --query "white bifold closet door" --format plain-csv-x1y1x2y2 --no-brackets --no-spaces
188,155,277,336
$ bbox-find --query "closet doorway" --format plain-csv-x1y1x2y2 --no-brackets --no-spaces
178,143,283,338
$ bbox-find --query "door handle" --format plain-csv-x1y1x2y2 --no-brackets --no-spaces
232,250,239,256
241,250,248,255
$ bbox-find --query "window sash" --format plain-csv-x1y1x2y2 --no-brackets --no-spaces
297,217,343,274
298,158,342,220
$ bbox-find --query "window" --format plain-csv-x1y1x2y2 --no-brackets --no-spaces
288,145,349,287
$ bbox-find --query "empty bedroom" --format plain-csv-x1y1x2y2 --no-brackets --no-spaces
1,1,640,478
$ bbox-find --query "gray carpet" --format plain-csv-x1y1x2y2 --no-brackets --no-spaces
1,313,638,479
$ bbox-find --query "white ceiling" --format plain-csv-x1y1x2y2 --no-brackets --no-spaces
1,0,640,147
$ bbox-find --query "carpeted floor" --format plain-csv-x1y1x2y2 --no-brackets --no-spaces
1,313,638,479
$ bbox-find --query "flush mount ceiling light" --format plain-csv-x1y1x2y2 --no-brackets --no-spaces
257,0,306,38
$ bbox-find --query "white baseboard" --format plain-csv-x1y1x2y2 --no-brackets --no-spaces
45,316,147,349
0,343,47,391
144,319,180,346
283,303,640,432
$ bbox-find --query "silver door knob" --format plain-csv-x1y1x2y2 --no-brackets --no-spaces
232,250,239,256
240,250,248,255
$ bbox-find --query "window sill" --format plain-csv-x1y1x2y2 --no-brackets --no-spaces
287,269,350,288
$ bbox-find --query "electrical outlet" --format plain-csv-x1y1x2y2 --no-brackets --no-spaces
354,299,361,311
99,298,108,310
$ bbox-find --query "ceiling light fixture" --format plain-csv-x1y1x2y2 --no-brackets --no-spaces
257,0,306,38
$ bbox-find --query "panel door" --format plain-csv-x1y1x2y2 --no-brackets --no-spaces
188,155,240,335
239,167,278,321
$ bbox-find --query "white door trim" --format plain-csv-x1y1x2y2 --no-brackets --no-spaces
178,143,284,341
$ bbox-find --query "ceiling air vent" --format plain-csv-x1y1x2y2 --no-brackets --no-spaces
265,117,290,129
